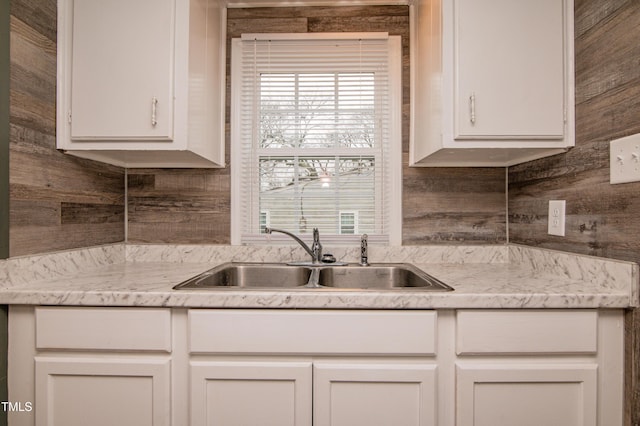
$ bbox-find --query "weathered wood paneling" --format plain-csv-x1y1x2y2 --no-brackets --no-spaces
128,169,229,244
404,159,506,244
1,0,10,261
8,0,125,256
509,0,640,261
128,6,507,245
509,1,640,423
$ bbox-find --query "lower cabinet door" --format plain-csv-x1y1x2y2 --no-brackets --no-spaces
35,356,171,426
313,362,438,426
456,363,598,426
190,360,313,426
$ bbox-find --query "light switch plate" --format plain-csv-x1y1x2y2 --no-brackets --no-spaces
548,200,565,237
610,133,640,184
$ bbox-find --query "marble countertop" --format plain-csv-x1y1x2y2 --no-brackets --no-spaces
0,244,637,309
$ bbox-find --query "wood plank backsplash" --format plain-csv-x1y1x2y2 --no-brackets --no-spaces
127,6,507,245
509,1,640,262
509,1,640,424
8,0,124,257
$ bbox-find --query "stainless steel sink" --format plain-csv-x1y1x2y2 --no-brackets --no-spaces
176,263,310,289
173,262,453,291
317,264,451,290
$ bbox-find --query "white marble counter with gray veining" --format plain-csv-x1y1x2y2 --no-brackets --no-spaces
0,243,637,309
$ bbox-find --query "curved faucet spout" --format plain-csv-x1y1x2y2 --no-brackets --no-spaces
265,227,322,264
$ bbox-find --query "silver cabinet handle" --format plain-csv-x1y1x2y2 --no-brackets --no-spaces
469,93,476,125
151,97,158,127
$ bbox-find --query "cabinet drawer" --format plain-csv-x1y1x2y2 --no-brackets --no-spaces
456,310,598,355
36,307,171,352
189,310,437,355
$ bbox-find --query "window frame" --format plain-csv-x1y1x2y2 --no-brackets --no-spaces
231,33,402,246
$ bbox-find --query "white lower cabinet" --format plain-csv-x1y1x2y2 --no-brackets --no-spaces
190,360,313,426
35,357,171,426
8,307,624,426
187,309,438,426
455,309,623,426
456,363,597,426
188,360,437,426
8,306,173,426
314,362,437,426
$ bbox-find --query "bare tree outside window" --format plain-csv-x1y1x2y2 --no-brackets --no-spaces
258,72,379,234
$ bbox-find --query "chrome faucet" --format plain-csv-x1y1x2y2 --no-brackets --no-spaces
360,234,369,266
310,228,323,263
265,227,323,264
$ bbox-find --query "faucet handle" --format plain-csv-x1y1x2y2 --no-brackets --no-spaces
311,228,322,262
360,234,369,266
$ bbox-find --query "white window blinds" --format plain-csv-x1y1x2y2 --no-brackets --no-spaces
231,33,401,245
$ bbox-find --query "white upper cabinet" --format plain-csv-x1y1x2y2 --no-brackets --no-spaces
454,0,565,139
57,0,226,168
69,0,174,141
410,0,575,167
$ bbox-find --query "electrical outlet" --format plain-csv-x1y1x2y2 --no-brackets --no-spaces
548,200,566,236
610,133,640,184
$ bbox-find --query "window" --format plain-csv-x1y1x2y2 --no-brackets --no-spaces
231,33,401,245
339,211,358,235
259,211,270,234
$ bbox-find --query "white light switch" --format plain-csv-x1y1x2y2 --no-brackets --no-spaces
548,200,565,237
610,133,640,184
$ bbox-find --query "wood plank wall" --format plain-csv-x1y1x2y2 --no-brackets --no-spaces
508,1,640,423
0,0,8,419
127,6,506,245
8,0,125,257
1,0,9,261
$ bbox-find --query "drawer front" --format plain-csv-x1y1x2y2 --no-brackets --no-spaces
36,307,171,352
189,310,437,355
456,310,598,355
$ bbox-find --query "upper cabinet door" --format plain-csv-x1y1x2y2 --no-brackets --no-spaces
454,0,565,140
70,0,174,140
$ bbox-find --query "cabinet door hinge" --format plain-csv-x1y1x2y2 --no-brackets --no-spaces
563,109,567,123
67,111,72,124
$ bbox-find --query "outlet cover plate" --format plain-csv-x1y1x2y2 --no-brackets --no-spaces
548,200,566,236
610,133,640,184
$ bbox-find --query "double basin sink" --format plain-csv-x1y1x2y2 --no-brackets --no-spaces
173,262,453,291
